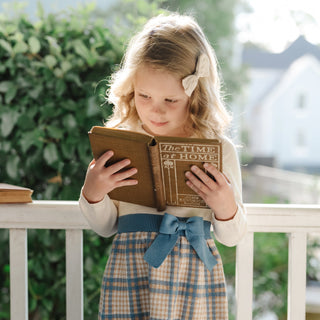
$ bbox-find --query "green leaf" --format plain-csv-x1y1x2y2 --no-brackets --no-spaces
86,96,100,117
29,85,42,99
53,68,63,78
61,142,75,160
43,183,58,199
44,143,59,166
0,39,13,55
6,155,20,180
65,73,82,87
17,114,35,130
55,78,66,95
19,131,38,153
5,85,17,104
13,41,28,54
28,36,41,54
44,55,57,69
62,114,77,129
47,125,64,139
42,299,53,311
73,39,97,66
29,297,37,312
61,60,72,73
0,110,19,137
45,36,61,55
0,81,13,93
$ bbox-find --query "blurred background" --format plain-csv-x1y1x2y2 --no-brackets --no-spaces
0,0,319,319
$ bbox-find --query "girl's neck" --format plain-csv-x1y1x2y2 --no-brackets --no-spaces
140,123,195,138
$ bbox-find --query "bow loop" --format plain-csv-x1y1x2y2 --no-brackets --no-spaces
144,213,217,271
182,54,210,97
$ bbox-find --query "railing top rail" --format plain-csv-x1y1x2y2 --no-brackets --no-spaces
0,201,320,232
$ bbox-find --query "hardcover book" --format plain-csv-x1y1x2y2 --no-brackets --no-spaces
0,183,33,204
88,126,222,211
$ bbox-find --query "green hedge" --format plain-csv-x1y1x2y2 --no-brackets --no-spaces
0,3,121,319
0,4,120,199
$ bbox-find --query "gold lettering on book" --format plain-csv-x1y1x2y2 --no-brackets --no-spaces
160,144,218,154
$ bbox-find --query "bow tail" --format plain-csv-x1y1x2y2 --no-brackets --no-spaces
188,235,218,271
144,234,178,268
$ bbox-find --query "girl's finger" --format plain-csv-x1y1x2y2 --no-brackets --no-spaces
190,165,217,189
186,180,206,198
116,178,139,188
203,163,226,186
114,167,138,182
106,158,132,176
185,171,211,194
95,150,114,168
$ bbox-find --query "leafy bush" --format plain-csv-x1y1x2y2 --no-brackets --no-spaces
0,3,120,199
0,2,121,319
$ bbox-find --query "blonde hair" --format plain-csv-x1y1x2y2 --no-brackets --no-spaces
106,13,231,138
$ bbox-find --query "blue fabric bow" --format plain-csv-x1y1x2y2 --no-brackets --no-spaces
143,213,218,271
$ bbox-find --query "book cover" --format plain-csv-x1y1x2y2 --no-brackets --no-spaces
88,126,222,210
0,183,33,204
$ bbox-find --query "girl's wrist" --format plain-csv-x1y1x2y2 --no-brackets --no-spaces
82,189,104,204
214,205,238,221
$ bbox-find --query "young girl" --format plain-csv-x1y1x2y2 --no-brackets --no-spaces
80,13,247,320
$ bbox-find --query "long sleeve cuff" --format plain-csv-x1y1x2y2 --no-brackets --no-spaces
79,190,118,238
212,204,247,247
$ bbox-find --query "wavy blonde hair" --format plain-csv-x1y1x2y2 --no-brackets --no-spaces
106,13,231,138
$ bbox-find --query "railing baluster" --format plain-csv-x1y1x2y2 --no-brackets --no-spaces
235,231,254,320
66,229,83,320
10,228,28,320
287,232,307,320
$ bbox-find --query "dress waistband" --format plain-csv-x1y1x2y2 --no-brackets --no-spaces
118,213,212,239
118,213,217,271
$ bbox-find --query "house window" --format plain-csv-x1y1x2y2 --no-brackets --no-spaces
295,128,308,157
297,93,306,110
296,130,306,148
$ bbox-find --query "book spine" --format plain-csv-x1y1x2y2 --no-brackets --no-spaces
148,139,166,211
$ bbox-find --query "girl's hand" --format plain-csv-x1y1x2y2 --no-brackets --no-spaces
185,163,237,220
82,150,138,204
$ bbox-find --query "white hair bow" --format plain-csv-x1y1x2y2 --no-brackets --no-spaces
182,54,210,97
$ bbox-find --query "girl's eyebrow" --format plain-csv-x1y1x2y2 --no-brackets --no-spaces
135,87,181,99
135,88,150,94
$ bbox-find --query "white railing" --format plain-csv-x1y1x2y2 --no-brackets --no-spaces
1,202,320,320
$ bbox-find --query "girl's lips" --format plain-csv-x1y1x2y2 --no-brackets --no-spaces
150,120,168,127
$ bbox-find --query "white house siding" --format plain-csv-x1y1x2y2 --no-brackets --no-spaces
245,69,283,158
272,56,320,170
247,55,320,171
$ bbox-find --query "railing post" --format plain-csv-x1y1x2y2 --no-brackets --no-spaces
66,229,83,320
235,231,254,320
10,228,28,320
287,232,307,320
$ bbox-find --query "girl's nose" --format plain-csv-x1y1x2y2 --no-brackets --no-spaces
152,102,165,114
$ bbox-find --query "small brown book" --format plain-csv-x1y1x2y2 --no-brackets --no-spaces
0,183,33,204
88,126,222,211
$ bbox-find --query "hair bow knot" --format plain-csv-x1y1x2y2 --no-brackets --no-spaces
182,54,210,97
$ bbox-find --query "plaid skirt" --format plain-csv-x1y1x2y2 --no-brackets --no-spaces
99,214,228,320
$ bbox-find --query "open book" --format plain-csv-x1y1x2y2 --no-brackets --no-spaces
88,126,222,211
0,183,33,203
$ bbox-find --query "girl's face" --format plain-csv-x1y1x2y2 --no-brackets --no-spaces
134,65,191,137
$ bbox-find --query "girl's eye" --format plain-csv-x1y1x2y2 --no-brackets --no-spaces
165,98,178,103
139,93,150,99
